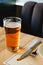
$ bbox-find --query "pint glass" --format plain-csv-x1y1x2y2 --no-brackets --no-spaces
3,17,21,51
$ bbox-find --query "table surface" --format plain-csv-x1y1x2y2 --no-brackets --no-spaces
0,27,43,65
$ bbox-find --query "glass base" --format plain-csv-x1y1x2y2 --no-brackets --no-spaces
7,47,19,52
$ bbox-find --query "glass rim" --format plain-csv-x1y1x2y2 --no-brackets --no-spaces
3,17,21,22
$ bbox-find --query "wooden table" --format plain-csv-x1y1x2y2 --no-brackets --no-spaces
0,27,43,65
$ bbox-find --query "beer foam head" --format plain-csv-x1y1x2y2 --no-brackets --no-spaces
4,22,21,28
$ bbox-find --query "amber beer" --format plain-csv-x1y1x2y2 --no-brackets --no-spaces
4,17,21,51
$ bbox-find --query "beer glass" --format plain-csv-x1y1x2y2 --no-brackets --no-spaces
3,17,21,51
